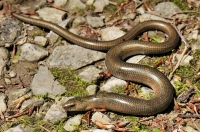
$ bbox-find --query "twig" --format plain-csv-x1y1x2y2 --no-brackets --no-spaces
192,118,200,131
171,11,200,17
39,125,51,132
168,25,190,80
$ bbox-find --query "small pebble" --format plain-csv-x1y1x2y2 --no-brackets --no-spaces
4,78,11,85
9,71,17,78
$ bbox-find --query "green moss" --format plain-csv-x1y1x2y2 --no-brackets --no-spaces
0,115,59,132
110,0,125,3
104,4,119,16
11,47,21,63
114,86,125,94
172,0,194,10
153,128,161,132
85,5,95,11
175,66,194,80
27,27,46,37
121,116,148,131
174,81,189,95
193,49,200,59
50,68,91,97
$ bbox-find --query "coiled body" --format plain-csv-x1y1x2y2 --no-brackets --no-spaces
13,13,179,115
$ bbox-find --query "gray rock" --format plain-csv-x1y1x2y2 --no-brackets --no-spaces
91,112,114,129
137,6,146,14
154,2,181,17
126,55,145,64
183,126,198,132
92,112,111,123
44,104,67,123
4,78,11,85
0,47,9,79
5,124,33,132
9,70,17,78
0,17,21,47
30,66,66,98
86,0,94,5
186,119,200,132
86,15,104,28
65,0,86,13
54,0,68,7
139,14,168,22
7,88,30,104
93,0,109,12
0,93,7,112
20,98,44,112
63,114,83,131
101,27,125,41
72,16,86,28
122,13,136,20
34,36,48,46
101,77,126,92
79,66,101,82
172,54,193,66
176,14,189,21
19,43,48,62
191,39,200,51
68,28,79,35
141,87,153,94
47,44,106,69
19,0,46,13
37,7,66,24
86,85,98,95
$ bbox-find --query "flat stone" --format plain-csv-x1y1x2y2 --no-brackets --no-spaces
173,54,193,66
86,15,104,28
5,124,33,132
139,14,168,22
79,66,101,82
44,104,67,123
9,70,17,78
19,43,48,62
0,93,7,112
91,112,114,129
122,13,136,20
86,85,98,95
63,114,83,131
101,27,125,41
0,47,9,79
7,88,30,104
72,16,86,28
101,77,126,92
20,97,44,112
19,0,46,13
34,36,48,46
65,0,86,13
93,0,109,12
36,7,66,24
30,66,66,98
54,0,68,7
47,44,106,69
86,0,94,5
0,17,21,47
155,2,181,17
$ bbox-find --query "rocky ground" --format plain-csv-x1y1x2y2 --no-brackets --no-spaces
0,0,200,131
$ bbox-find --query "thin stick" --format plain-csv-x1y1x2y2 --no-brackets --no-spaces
168,25,190,80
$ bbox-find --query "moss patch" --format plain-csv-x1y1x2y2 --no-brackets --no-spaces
50,68,91,97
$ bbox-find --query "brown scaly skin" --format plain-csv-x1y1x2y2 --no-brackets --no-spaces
12,13,179,115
